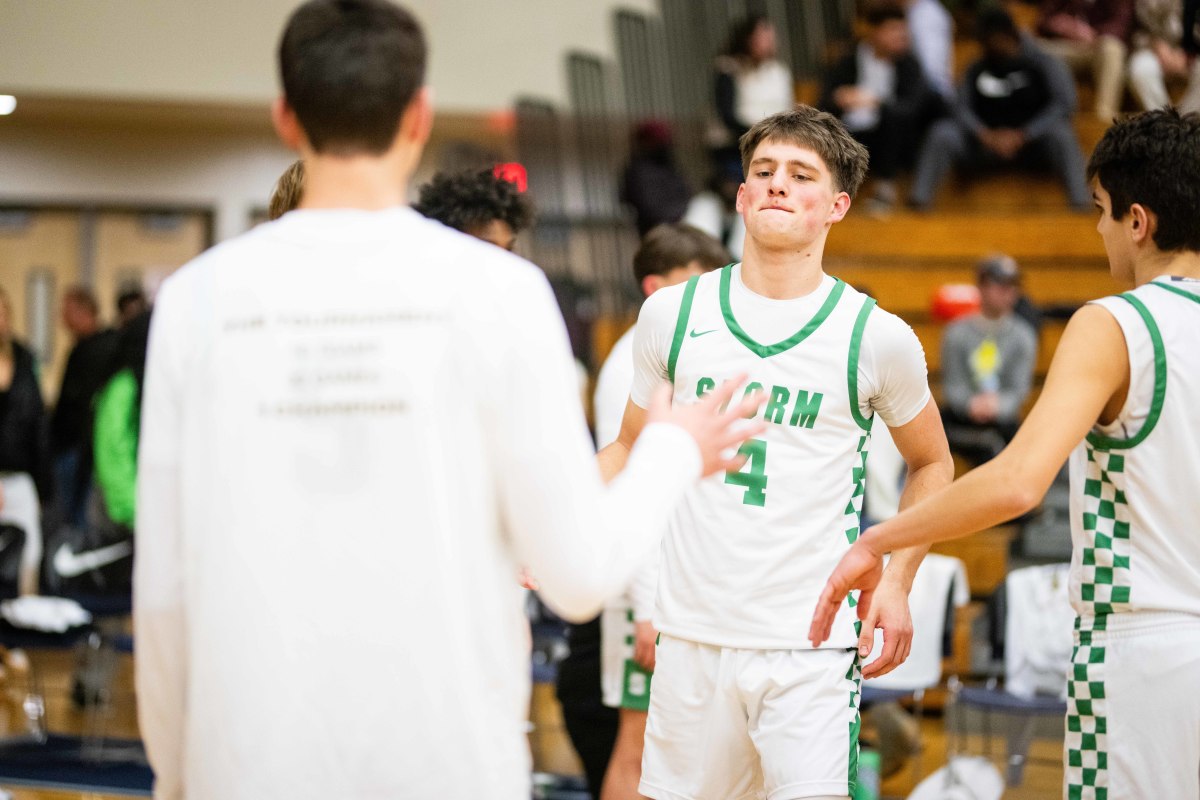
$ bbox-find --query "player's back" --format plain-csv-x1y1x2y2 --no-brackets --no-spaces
1069,277,1200,623
145,208,543,798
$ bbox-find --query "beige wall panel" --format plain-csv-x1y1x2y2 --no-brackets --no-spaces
92,212,209,323
0,211,82,402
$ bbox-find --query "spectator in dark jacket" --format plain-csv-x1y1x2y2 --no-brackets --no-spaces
1036,0,1134,120
0,286,53,595
820,3,936,211
51,286,116,528
620,120,693,236
909,8,1092,210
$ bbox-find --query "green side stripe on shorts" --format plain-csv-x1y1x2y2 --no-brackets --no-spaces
847,652,862,795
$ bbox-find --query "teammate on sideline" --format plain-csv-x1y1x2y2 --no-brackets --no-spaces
599,106,954,800
811,108,1200,800
413,167,533,251
133,2,763,799
594,223,731,800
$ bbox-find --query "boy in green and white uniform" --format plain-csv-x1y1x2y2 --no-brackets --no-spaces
814,108,1200,799
600,107,954,800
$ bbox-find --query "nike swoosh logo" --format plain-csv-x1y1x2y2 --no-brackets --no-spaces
689,329,717,338
53,541,133,578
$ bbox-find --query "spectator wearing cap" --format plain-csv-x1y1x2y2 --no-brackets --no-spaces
620,120,693,236
940,255,1038,465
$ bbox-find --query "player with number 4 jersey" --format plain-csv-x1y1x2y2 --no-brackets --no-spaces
599,106,953,800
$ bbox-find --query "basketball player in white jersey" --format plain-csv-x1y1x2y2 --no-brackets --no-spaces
812,108,1200,800
598,106,954,800
594,223,731,800
133,3,763,799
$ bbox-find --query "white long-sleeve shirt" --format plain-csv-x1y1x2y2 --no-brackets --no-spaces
593,326,657,621
134,208,700,800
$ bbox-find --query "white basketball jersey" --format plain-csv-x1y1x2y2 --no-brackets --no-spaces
1068,277,1200,628
656,266,876,649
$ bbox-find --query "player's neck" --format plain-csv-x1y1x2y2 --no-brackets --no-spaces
1134,250,1200,287
299,153,411,211
739,237,826,300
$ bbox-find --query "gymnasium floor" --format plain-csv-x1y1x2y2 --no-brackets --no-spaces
0,649,1063,799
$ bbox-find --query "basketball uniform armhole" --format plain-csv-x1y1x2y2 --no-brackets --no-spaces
847,296,877,432
1085,293,1167,450
667,275,701,385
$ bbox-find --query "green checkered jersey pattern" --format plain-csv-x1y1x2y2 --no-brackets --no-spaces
1065,279,1200,799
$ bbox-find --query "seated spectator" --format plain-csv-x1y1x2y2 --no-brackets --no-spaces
1128,0,1200,114
710,15,795,182
940,255,1038,465
0,286,52,595
413,167,533,252
909,7,1092,210
1036,0,1134,120
902,0,956,101
620,120,692,236
820,2,936,212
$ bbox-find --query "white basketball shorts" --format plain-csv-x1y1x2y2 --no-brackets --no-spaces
640,634,861,800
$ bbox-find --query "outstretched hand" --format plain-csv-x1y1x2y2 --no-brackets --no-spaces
808,539,885,648
646,376,766,477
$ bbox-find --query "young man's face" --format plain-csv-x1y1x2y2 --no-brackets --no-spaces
467,219,517,252
978,279,1019,317
736,139,849,250
1091,179,1137,285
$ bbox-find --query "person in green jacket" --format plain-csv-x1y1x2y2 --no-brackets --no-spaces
92,310,150,531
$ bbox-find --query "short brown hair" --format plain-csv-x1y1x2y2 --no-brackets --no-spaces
269,160,306,220
739,105,869,198
279,0,426,156
633,223,731,288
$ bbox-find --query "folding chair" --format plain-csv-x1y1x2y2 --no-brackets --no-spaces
944,563,1073,787
861,553,969,783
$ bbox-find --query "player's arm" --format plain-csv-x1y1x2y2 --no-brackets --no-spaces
133,278,190,800
858,398,954,677
597,399,648,482
490,268,758,622
812,304,1129,644
596,288,675,483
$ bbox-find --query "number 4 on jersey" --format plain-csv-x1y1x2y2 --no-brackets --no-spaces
725,438,767,506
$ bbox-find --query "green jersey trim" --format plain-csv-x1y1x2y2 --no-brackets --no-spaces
667,275,701,384
846,653,863,795
847,296,877,432
718,265,846,359
1150,280,1200,306
1085,293,1166,450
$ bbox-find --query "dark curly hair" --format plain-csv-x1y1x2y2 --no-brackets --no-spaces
1087,108,1200,252
412,168,533,235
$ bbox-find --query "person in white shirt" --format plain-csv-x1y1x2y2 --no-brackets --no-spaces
711,16,796,184
133,3,764,799
813,108,1200,800
594,223,730,800
599,106,953,800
